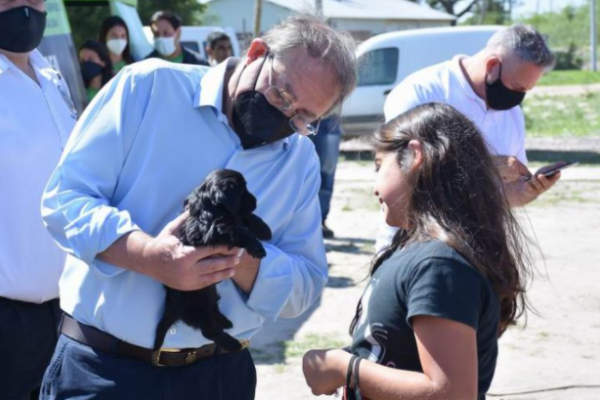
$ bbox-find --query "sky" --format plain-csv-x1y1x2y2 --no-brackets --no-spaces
512,0,589,17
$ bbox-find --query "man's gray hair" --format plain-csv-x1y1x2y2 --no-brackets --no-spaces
487,24,555,70
261,14,357,114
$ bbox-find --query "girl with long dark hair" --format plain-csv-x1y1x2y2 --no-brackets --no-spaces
98,16,134,74
303,102,533,400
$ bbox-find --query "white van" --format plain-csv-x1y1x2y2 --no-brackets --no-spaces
143,26,242,60
341,26,503,136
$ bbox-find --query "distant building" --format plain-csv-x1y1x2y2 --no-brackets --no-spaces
200,0,455,42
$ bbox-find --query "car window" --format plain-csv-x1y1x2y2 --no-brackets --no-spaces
181,41,200,54
357,48,399,86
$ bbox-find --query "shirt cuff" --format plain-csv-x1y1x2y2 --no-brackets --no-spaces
65,208,140,275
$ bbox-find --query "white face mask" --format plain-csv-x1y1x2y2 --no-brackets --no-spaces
106,38,127,56
155,37,176,57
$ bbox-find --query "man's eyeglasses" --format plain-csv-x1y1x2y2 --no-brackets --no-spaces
264,55,320,136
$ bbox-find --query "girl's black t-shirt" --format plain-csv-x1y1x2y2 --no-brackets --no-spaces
350,240,500,400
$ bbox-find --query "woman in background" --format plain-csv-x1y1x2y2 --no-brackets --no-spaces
79,40,113,103
98,16,134,75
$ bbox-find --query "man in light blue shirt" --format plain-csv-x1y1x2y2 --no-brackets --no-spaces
40,15,357,399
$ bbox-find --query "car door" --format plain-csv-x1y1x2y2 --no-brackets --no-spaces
341,47,400,135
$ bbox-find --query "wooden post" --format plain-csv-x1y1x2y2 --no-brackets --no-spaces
254,0,263,38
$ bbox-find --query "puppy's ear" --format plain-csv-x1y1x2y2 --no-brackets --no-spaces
238,191,257,216
244,214,272,241
214,184,242,215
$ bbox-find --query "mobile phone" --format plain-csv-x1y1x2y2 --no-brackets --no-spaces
536,161,579,178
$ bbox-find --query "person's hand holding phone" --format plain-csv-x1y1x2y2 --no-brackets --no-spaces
493,155,531,183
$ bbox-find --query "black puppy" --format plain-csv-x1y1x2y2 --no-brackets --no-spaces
154,169,272,352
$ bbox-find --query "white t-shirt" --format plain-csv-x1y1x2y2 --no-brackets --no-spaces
0,50,76,303
376,55,527,252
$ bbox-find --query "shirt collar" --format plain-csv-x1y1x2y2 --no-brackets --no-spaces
0,53,10,75
450,55,486,108
196,59,227,112
194,58,291,150
0,50,53,88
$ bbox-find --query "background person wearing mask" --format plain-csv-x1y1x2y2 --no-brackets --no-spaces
79,39,113,103
146,10,208,66
376,24,559,251
206,30,233,66
0,0,76,399
99,15,134,74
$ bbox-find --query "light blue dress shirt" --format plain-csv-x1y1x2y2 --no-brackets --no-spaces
42,59,328,349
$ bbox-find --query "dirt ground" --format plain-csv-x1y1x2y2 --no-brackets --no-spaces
249,155,600,400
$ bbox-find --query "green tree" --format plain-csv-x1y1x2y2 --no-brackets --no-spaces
66,0,206,51
407,0,520,24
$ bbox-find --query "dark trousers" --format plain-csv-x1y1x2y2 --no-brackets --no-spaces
310,118,342,221
40,334,257,400
0,297,61,400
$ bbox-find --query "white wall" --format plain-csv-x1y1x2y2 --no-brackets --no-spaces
203,0,293,34
331,18,451,35
203,0,452,37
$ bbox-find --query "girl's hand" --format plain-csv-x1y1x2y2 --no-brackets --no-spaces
302,349,352,396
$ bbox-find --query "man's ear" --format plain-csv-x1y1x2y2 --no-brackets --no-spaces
244,39,270,66
485,56,501,82
175,27,182,43
407,140,424,172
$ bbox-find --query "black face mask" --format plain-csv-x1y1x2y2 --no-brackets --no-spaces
231,55,295,150
0,6,47,54
80,61,103,85
485,63,526,111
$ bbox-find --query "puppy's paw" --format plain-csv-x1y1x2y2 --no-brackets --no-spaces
245,245,266,259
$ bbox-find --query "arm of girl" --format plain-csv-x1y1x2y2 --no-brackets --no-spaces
303,315,478,400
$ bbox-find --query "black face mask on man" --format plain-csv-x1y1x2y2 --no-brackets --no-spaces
0,6,47,53
231,54,295,150
485,62,526,111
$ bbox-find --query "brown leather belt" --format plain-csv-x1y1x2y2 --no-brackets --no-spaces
60,314,249,367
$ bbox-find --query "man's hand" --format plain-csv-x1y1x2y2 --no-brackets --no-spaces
99,212,242,291
493,155,531,183
504,171,561,207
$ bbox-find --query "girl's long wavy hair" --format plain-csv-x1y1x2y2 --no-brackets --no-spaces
350,103,533,335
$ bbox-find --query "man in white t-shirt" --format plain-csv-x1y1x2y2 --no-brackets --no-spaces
0,1,76,399
377,24,559,251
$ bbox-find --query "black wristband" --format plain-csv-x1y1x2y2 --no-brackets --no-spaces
353,357,363,398
346,354,358,389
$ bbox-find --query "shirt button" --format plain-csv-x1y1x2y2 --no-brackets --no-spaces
170,328,177,335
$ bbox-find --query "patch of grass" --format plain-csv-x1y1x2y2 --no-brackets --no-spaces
342,187,381,212
528,181,600,207
536,331,550,340
282,334,347,359
522,93,600,137
249,347,280,363
527,152,600,166
342,203,353,212
274,364,287,374
537,70,600,87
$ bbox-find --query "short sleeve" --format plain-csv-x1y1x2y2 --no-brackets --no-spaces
405,257,484,330
384,79,424,122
